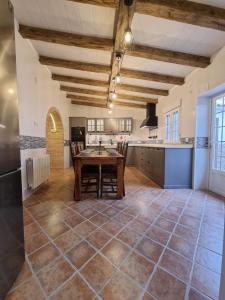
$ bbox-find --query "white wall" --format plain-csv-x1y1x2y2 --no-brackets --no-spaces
15,22,70,199
69,103,150,141
157,47,225,140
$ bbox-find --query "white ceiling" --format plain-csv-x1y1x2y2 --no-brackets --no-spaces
11,0,225,104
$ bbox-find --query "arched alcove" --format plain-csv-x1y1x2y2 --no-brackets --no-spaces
46,108,64,169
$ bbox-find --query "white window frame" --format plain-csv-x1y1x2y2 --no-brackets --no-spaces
96,119,104,132
165,108,180,143
87,119,95,132
211,93,225,173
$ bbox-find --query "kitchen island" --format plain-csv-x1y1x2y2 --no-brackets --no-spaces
87,143,193,189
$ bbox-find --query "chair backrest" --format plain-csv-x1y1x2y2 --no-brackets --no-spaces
122,142,128,159
117,142,123,154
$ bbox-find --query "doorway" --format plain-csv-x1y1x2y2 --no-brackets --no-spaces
209,93,225,196
46,108,64,169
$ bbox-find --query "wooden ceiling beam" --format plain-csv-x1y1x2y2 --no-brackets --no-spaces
52,74,109,88
121,68,184,85
41,56,182,84
60,85,107,97
135,0,225,32
20,25,210,68
39,56,111,74
71,100,107,108
113,100,146,109
128,45,210,68
67,94,107,102
19,24,113,51
53,73,168,96
68,0,225,31
118,83,168,96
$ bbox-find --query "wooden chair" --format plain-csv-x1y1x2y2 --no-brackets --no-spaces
100,142,128,197
70,142,99,198
117,142,123,154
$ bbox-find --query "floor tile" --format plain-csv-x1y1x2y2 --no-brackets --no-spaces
73,220,98,238
64,213,85,228
101,270,141,300
127,219,149,234
101,239,130,267
44,222,70,239
147,268,186,300
154,217,176,233
196,246,222,274
189,288,211,300
101,219,124,235
117,227,140,247
81,254,116,292
24,223,41,239
79,208,98,219
37,257,74,296
54,229,82,253
179,215,200,231
160,249,192,283
6,277,45,300
174,224,198,244
102,207,120,218
161,211,180,222
66,241,96,269
113,212,134,224
25,231,49,254
136,237,164,263
191,263,220,300
121,251,154,287
168,234,195,260
145,225,171,245
89,213,109,226
29,243,60,273
142,293,155,300
87,229,112,250
50,274,95,300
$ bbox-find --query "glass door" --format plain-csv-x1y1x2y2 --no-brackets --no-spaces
209,94,225,196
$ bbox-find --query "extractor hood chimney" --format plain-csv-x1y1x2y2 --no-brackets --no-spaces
140,103,158,129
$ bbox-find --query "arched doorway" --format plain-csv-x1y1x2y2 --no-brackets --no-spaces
46,108,64,169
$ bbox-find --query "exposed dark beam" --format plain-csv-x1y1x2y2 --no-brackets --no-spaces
19,24,113,51
67,94,107,102
52,74,109,88
60,85,107,97
71,100,107,108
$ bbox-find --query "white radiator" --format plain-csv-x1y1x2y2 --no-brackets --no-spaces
26,155,50,189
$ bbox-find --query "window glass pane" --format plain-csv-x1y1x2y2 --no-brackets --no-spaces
216,113,223,127
221,157,225,172
221,142,225,156
216,98,224,113
215,127,222,142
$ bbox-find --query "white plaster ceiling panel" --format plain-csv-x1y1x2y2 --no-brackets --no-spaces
132,13,225,56
116,89,158,99
120,77,174,90
11,0,115,38
122,55,194,77
48,66,110,81
32,41,111,65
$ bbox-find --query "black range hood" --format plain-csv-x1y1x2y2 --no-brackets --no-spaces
140,103,158,129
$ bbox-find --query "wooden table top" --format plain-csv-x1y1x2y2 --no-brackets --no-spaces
75,149,123,159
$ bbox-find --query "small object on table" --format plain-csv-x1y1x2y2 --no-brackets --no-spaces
99,140,102,154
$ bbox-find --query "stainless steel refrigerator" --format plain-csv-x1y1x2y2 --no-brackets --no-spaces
0,1,25,299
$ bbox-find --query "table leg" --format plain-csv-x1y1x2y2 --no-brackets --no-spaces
74,160,82,201
117,158,124,199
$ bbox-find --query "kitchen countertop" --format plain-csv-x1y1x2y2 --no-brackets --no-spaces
87,143,193,149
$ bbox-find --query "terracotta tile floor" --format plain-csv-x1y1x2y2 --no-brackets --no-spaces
6,167,225,300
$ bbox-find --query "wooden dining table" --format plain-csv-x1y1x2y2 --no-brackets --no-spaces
73,149,124,201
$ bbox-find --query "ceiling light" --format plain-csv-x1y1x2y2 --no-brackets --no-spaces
124,28,133,44
111,91,117,100
115,74,121,84
8,88,14,94
109,102,113,109
108,110,112,114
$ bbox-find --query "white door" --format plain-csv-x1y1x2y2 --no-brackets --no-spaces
209,94,225,196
